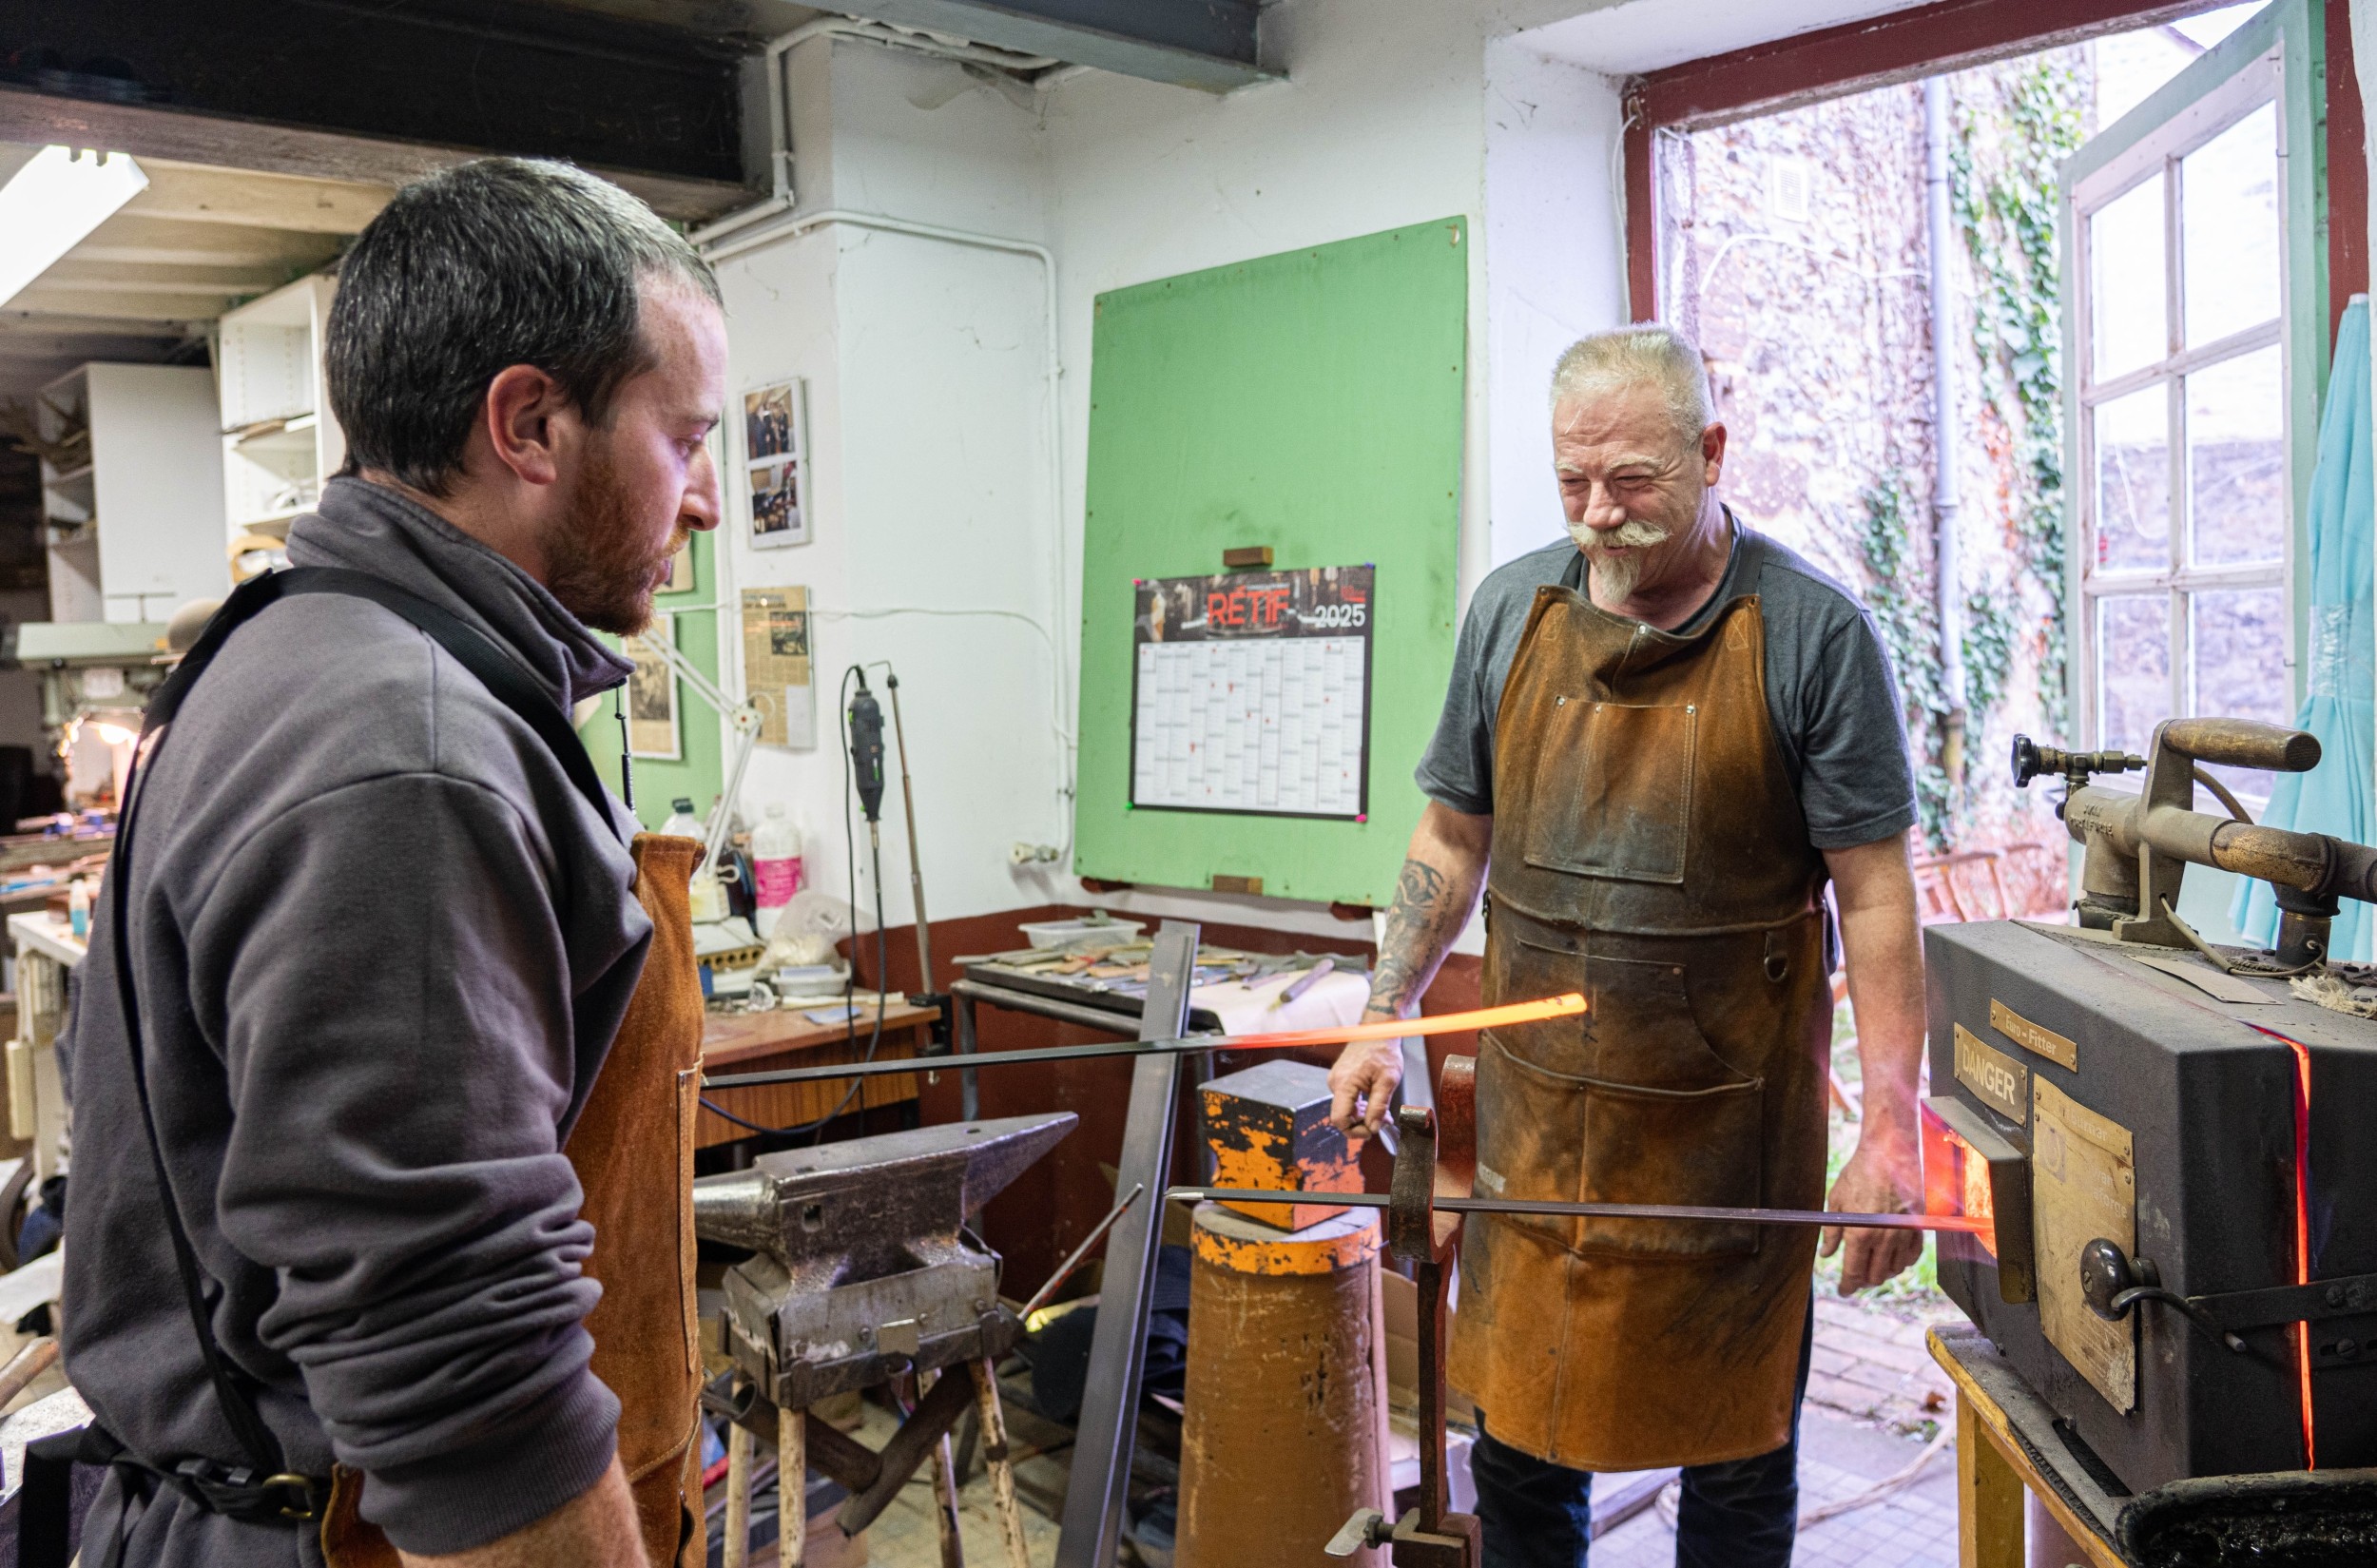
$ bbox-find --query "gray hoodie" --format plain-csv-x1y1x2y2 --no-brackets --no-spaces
60,476,652,1562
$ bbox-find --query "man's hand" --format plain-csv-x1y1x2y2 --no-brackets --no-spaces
1823,1132,1924,1293
400,1456,647,1568
1821,832,1926,1295
1328,1013,1407,1141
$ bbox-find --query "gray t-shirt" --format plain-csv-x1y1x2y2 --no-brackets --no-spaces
1415,516,1918,850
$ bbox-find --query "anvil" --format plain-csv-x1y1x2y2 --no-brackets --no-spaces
694,1112,1076,1412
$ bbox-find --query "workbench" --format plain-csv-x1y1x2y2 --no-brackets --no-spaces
698,1001,937,1147
1930,1324,2128,1568
6,914,81,1184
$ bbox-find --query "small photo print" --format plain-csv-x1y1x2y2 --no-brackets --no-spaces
627,613,681,760
749,458,802,542
744,384,795,460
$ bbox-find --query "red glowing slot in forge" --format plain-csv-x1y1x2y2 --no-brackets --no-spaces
1922,1103,1997,1257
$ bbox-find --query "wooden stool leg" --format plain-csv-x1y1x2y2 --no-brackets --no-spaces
723,1417,755,1568
919,1370,966,1568
972,1359,1032,1568
1958,1389,2023,1568
781,1404,807,1568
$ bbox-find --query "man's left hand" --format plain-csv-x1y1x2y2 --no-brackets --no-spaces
1822,1132,1924,1293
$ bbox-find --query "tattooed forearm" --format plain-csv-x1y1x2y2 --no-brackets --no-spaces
1366,805,1491,1017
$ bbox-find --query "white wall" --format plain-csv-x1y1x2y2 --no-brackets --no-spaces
705,0,1901,936
714,38,1065,937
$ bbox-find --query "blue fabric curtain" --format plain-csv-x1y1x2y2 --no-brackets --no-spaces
2233,297,2375,959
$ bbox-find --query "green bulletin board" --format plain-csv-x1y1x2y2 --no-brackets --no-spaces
579,528,724,831
1075,219,1468,906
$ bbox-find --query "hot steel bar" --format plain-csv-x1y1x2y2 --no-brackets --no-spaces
1164,1187,1990,1234
704,994,1588,1091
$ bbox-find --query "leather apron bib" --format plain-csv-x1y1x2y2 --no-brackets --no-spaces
323,832,709,1567
1444,535,1832,1471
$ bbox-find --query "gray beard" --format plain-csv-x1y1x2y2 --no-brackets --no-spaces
1587,548,1643,601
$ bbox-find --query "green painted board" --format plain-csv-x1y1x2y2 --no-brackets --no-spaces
579,528,724,830
1075,218,1468,906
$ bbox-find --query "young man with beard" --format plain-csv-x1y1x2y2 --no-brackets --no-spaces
58,159,725,1567
1327,326,1927,1568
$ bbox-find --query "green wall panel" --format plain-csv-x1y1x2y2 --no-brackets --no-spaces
580,528,725,830
1075,218,1468,906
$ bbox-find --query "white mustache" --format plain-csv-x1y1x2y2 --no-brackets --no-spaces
1567,517,1673,552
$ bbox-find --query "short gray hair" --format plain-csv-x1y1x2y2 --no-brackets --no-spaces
1548,325,1713,441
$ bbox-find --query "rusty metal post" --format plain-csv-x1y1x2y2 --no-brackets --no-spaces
1054,920,1200,1568
1176,1202,1388,1568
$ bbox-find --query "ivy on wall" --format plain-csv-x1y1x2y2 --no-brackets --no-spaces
1859,477,1955,846
1950,59,2088,740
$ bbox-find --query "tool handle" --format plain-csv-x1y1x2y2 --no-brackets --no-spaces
2160,718,2320,774
1436,1055,1477,1186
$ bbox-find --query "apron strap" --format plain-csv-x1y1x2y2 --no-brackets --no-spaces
95,566,617,1545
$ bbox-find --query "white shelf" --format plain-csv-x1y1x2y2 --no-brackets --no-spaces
217,276,343,558
36,363,228,625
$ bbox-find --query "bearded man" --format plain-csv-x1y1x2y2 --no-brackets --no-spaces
58,159,725,1568
1329,326,1927,1568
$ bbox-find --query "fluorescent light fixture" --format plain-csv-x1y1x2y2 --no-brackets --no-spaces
0,145,149,310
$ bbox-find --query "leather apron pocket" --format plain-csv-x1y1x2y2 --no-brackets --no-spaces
1519,700,1695,883
1478,925,1766,1260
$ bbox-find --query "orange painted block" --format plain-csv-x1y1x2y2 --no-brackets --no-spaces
1200,1059,1362,1230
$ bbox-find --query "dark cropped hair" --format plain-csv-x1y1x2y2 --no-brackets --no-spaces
325,158,720,495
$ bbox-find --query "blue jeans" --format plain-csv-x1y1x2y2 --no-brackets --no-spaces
1470,1295,1814,1568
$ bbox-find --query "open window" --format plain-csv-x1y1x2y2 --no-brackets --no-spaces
2065,0,2325,810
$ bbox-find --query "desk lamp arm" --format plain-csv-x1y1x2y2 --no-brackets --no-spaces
629,629,766,872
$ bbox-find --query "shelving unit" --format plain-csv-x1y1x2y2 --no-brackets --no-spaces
218,274,346,540
33,363,228,625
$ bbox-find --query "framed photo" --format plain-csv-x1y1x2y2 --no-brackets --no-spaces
744,378,808,549
627,612,682,759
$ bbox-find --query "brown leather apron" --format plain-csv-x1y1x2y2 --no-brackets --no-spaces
323,832,709,1565
1444,537,1832,1471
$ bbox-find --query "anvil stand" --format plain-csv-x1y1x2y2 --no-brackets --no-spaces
1326,1104,1483,1567
710,1356,1031,1568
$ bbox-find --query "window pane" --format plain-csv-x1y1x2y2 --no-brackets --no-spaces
2097,593,2172,756
2187,346,2286,567
2181,102,2280,347
2092,173,2168,379
2192,587,2291,801
2095,385,2171,571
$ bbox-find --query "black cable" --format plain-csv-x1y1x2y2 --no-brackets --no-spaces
700,665,889,1142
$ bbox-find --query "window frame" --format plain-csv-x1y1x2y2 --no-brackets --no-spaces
2062,1,2326,779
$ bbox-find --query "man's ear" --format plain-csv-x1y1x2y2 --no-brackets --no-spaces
1700,421,1728,487
481,364,570,488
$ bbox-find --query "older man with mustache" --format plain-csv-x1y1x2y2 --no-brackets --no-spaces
1329,326,1928,1568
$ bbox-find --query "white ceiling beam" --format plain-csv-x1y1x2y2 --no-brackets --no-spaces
122,161,390,235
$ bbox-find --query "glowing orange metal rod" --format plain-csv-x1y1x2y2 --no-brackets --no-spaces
702,993,1589,1091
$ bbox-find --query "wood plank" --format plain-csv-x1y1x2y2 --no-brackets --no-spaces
701,1002,942,1067
1957,1392,2025,1568
126,163,391,235
1930,1329,2129,1568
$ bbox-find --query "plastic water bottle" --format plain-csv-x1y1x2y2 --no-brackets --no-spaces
751,803,804,936
661,797,702,840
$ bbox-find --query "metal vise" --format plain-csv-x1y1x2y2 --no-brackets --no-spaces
2015,718,2377,965
695,1112,1076,1410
